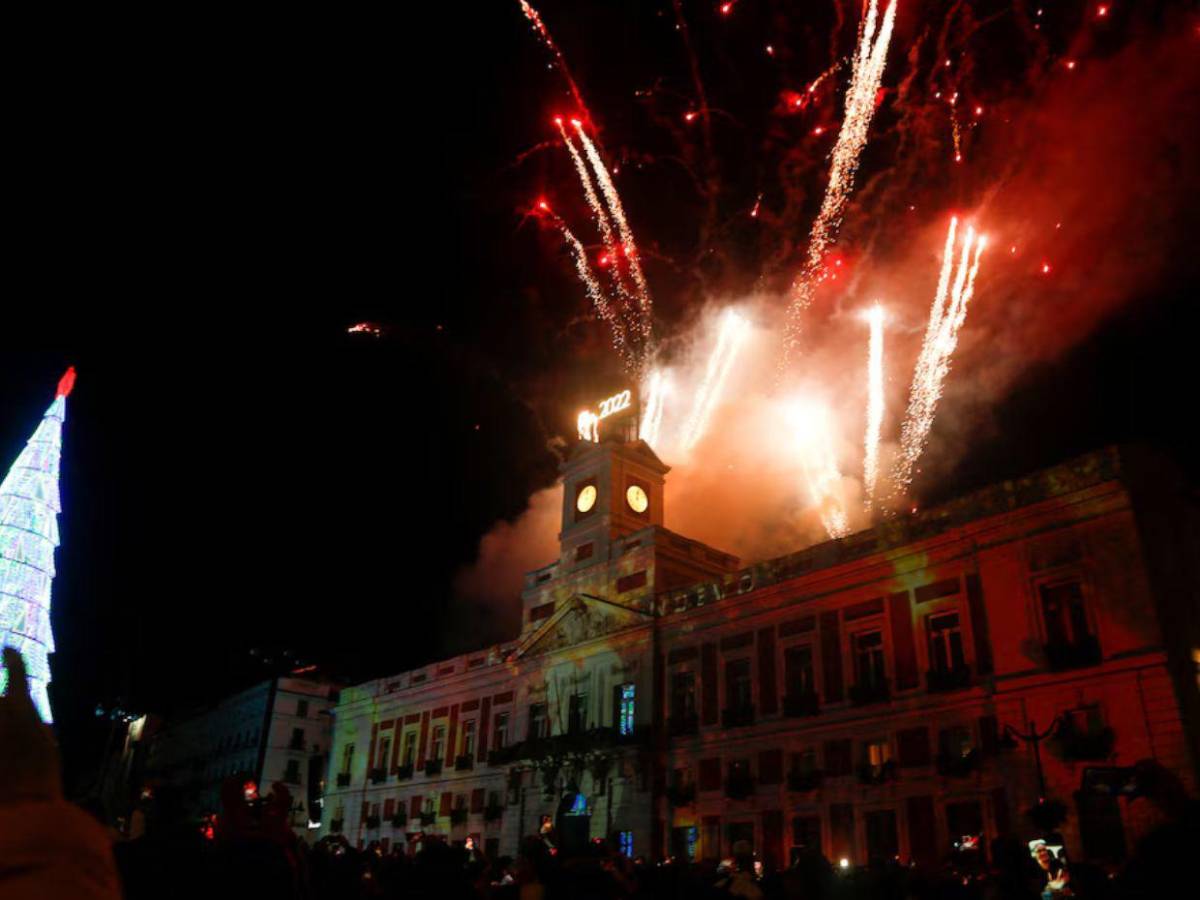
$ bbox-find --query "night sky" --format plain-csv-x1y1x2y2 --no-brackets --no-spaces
4,2,1196,790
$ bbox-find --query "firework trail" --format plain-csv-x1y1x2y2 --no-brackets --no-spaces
788,400,850,539
556,216,636,371
518,1,591,122
682,310,750,452
573,122,653,341
556,119,628,293
640,370,667,447
863,303,886,509
782,0,898,372
893,219,987,492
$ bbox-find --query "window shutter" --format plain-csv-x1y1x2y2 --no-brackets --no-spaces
439,792,452,816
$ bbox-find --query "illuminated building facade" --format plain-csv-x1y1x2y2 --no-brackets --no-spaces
144,674,340,839
322,442,1199,868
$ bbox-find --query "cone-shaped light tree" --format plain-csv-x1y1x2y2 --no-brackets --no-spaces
0,367,75,722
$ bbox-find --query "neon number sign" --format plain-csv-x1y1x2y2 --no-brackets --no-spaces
577,389,633,442
598,389,632,420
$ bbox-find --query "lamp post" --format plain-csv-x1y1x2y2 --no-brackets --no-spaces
1000,716,1061,799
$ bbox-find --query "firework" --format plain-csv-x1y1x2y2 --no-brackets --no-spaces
787,399,850,539
572,123,653,340
517,1,591,123
863,303,886,509
893,220,988,492
782,0,898,372
640,370,668,447
682,310,750,452
557,219,636,371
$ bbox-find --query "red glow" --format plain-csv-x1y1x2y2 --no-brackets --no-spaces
975,106,984,116
1042,262,1052,274
813,126,824,136
598,254,610,267
1066,60,1077,70
552,115,563,126
765,44,775,56
1097,5,1109,17
569,118,582,127
56,366,76,398
719,2,733,15
955,153,963,163
684,111,697,123
536,197,550,212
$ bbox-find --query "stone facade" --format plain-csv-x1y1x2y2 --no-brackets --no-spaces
321,442,1199,868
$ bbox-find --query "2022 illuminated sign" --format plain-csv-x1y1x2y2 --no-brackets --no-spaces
577,389,633,442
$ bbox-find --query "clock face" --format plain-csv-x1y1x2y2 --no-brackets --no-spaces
576,484,598,513
626,484,649,513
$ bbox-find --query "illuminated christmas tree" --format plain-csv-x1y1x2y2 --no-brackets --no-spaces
0,367,75,722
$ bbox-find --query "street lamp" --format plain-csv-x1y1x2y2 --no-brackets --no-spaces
999,716,1061,799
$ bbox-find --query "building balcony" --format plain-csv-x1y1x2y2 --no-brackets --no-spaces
665,783,697,807
488,743,522,766
335,773,351,788
394,763,414,781
391,812,408,828
369,767,387,784
786,769,824,793
450,808,468,826
926,665,972,693
484,803,504,823
424,759,443,776
783,690,820,718
455,754,474,771
936,749,980,778
667,713,699,737
1044,635,1102,671
724,772,756,801
365,814,381,829
329,818,344,833
721,704,756,729
1054,721,1116,761
857,760,897,785
848,678,890,707
419,811,436,827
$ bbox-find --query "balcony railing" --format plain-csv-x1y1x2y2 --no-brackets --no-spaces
455,754,474,771
926,665,972,693
394,763,414,781
369,767,387,784
488,743,522,766
665,783,697,807
1044,635,1102,671
391,812,408,828
857,760,897,785
721,704,756,729
449,808,468,826
786,769,824,793
783,690,820,718
487,727,649,767
724,771,756,800
424,759,443,776
335,773,351,787
848,678,890,707
365,814,381,829
936,749,980,778
667,713,699,737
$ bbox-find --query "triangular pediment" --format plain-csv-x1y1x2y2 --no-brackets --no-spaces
516,594,652,659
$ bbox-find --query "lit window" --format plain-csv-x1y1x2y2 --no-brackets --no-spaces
866,739,891,767
493,712,509,749
927,613,965,673
619,684,636,736
431,726,445,760
619,830,634,858
461,720,476,757
528,704,548,740
1040,581,1091,644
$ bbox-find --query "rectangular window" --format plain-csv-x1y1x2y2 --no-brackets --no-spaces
927,612,965,673
670,672,696,719
864,809,899,864
528,704,548,741
461,720,476,758
790,749,818,776
297,699,309,718
619,831,634,859
784,645,815,696
291,727,306,751
493,712,509,749
671,825,699,861
377,737,390,768
618,683,636,736
725,658,752,709
865,739,892,768
568,693,588,734
940,725,974,760
854,631,886,688
431,726,446,761
341,743,355,775
284,759,301,784
402,731,417,765
792,815,821,852
1040,581,1091,644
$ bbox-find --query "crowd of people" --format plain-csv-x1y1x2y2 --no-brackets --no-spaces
2,645,1196,899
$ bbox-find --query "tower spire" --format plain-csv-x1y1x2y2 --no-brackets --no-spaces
0,370,74,722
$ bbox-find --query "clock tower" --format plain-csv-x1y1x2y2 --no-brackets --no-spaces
559,437,668,571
